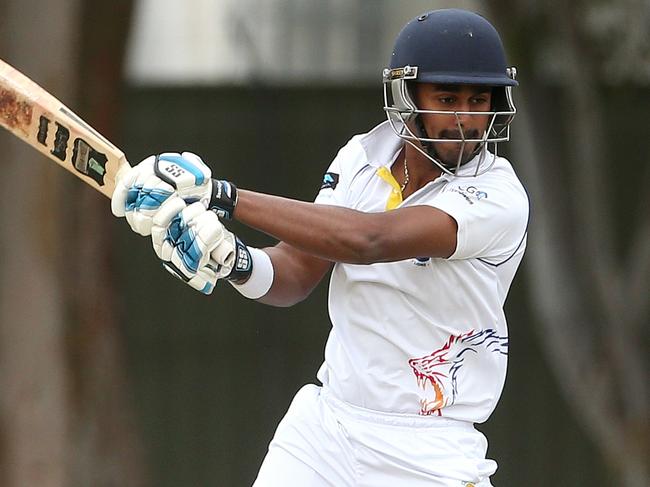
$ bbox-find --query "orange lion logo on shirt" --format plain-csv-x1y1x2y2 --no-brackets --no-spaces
408,329,508,416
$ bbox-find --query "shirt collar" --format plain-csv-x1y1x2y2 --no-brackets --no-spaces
360,121,404,168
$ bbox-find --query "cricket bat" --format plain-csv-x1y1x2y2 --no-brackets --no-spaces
0,58,129,198
0,58,230,271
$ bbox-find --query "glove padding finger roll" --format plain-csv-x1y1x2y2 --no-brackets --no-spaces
111,156,173,215
162,260,220,295
111,155,177,236
150,195,190,260
111,152,214,236
151,201,240,295
210,231,236,275
152,201,225,279
111,164,135,218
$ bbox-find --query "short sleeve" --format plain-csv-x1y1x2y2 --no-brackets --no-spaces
428,168,529,263
313,135,364,207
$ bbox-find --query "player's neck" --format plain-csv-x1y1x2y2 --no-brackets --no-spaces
394,147,443,199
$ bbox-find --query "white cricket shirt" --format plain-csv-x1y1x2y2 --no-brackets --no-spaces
314,121,529,423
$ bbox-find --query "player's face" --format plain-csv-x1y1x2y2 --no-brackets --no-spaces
412,83,493,167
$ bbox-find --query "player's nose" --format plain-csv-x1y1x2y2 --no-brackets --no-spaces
454,102,473,122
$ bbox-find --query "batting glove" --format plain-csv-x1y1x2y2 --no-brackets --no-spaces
152,152,239,219
111,152,213,236
150,198,252,294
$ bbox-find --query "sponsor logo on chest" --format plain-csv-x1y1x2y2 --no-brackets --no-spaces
449,185,488,205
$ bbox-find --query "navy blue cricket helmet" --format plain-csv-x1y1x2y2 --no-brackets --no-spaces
383,9,518,176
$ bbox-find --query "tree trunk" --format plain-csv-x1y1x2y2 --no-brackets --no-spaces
0,0,76,485
0,1,146,486
64,2,148,485
486,2,650,485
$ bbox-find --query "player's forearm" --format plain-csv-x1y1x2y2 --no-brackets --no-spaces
255,245,331,307
234,190,388,264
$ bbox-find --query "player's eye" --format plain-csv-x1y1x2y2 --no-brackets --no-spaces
471,96,489,105
438,96,455,104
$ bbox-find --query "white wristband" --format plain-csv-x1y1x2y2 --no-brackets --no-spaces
228,247,274,299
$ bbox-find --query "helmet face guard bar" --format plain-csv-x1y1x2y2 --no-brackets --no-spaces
382,65,517,177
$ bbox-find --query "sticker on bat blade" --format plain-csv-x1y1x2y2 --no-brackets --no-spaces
51,121,70,161
38,116,73,162
72,138,108,185
36,115,108,185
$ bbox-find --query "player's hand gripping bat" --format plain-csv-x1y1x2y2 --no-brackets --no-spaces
0,57,129,197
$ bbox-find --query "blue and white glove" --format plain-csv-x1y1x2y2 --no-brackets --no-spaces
111,152,210,235
150,198,253,294
111,152,238,236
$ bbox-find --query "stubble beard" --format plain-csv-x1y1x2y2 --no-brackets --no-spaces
435,128,481,168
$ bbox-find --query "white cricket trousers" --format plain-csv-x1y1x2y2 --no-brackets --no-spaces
253,384,496,487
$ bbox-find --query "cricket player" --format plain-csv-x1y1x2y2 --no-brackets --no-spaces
112,9,528,486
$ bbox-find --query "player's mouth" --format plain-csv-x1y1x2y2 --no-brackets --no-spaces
439,128,480,141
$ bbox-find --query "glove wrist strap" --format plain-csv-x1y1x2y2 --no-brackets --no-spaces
228,247,274,299
209,179,238,220
225,237,253,283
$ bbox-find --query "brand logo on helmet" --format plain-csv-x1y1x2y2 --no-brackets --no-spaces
383,66,418,81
